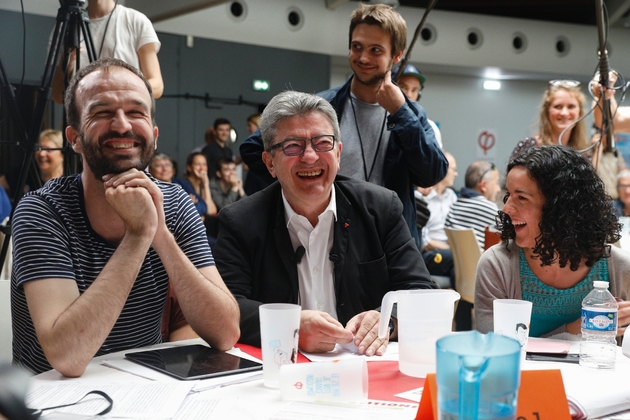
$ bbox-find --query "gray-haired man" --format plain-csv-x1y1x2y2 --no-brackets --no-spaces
214,90,436,357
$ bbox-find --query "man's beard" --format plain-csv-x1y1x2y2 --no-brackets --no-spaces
80,130,155,181
354,72,386,87
351,57,394,87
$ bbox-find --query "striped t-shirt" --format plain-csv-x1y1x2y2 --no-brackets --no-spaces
11,174,214,374
445,188,499,250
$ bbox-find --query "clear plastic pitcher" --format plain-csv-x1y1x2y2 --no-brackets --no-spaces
436,331,521,420
378,289,460,377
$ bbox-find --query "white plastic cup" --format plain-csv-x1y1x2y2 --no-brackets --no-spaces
279,358,368,403
622,327,630,358
259,303,301,388
493,299,533,353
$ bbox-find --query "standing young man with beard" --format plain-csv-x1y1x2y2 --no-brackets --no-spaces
11,58,239,376
241,4,447,248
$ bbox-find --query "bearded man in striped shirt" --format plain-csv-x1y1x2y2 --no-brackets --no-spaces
11,58,239,376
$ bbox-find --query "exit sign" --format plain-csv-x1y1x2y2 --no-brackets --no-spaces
252,79,270,91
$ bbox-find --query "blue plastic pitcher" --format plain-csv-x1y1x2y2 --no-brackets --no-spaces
436,331,521,420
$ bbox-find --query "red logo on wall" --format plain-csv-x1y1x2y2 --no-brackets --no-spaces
478,131,496,155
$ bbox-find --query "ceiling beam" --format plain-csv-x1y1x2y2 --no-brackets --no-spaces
125,0,230,23
325,0,350,10
605,0,630,25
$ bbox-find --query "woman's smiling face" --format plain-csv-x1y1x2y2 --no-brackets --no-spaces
503,166,545,249
547,89,580,141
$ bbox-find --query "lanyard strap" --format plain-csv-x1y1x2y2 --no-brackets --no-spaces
349,96,387,182
97,0,119,59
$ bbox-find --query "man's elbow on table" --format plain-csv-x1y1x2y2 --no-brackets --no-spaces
203,323,241,351
46,353,89,378
36,328,92,377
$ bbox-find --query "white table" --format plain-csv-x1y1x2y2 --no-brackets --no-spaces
29,339,416,419
521,341,630,420
28,337,630,419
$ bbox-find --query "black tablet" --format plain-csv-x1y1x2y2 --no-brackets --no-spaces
526,352,580,364
125,344,262,380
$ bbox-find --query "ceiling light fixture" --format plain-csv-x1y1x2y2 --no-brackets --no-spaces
484,80,501,90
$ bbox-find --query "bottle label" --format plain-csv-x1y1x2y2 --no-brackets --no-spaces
581,308,618,332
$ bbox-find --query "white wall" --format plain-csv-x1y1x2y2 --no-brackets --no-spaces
0,280,12,362
421,74,553,189
150,1,630,80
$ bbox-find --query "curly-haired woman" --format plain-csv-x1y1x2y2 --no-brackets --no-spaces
510,81,590,161
475,145,630,337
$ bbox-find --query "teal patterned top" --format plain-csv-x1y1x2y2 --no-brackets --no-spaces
520,248,609,337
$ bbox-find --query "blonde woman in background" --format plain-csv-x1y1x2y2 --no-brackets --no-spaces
36,129,64,183
510,80,589,160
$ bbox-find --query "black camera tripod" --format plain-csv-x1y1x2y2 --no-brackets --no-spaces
0,0,97,269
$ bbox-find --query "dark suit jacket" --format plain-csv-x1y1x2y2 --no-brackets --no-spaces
213,175,436,346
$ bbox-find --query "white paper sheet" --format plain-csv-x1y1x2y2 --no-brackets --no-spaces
268,400,417,420
565,368,630,420
301,342,398,362
28,382,194,418
101,359,177,381
605,409,630,419
172,394,237,419
551,351,630,420
169,392,417,420
394,387,423,403
190,371,263,392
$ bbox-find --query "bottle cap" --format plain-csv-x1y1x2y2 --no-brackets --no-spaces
593,280,610,289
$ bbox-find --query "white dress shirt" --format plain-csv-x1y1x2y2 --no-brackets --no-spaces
419,187,457,249
283,189,338,319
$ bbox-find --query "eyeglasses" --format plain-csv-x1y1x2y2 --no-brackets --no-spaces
153,162,173,169
618,184,630,190
270,134,337,156
548,80,581,88
35,146,63,152
479,162,496,184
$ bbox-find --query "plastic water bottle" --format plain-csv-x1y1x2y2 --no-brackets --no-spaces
579,280,618,369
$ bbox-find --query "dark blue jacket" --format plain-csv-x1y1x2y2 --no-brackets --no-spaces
240,77,448,248
0,186,11,221
172,177,208,216
613,199,624,218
